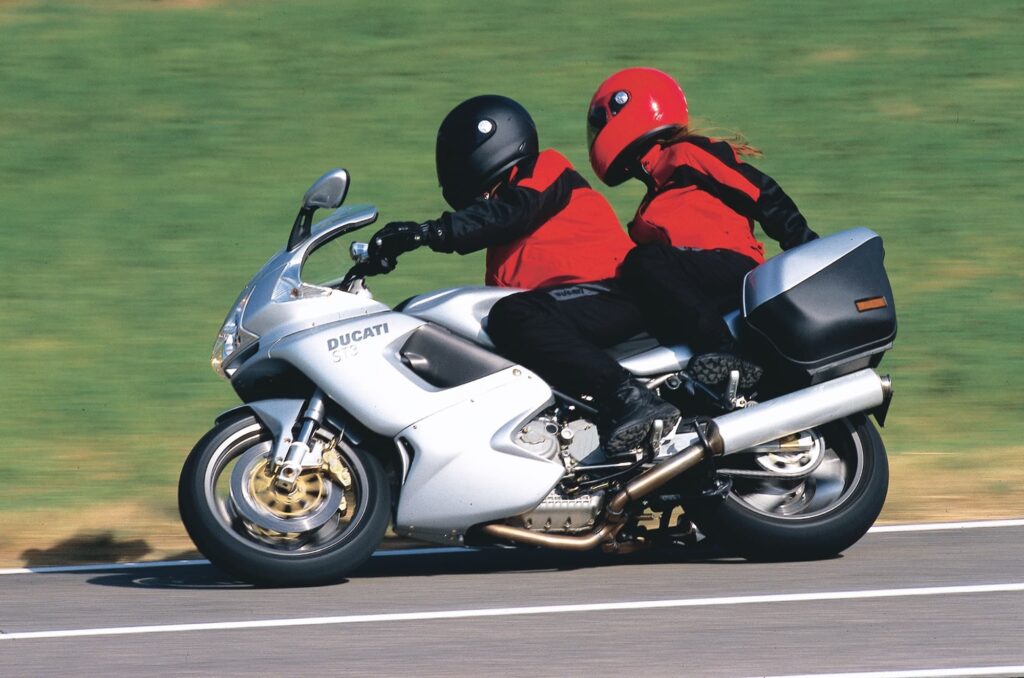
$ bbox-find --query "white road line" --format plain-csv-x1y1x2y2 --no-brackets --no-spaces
757,667,1024,678
2,582,1022,641
868,519,1024,533
1,517,1022,576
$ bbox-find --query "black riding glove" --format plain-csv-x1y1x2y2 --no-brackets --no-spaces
369,221,431,256
362,221,424,274
366,220,451,273
356,256,397,277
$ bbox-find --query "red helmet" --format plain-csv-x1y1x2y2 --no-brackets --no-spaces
587,67,689,185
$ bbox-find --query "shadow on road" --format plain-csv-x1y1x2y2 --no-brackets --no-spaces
88,566,253,590
357,543,739,578
21,531,153,567
83,541,783,591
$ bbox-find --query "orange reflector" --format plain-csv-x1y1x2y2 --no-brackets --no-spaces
856,297,888,312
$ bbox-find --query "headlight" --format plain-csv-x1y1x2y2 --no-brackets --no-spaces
211,286,258,380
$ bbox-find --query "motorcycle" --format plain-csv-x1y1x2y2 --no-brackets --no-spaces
178,168,897,586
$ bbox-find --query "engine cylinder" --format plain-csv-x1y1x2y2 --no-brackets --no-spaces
518,491,604,533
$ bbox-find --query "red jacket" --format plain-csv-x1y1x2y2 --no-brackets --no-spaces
630,137,817,263
428,150,633,289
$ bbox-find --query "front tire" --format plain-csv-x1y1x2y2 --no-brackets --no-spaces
178,411,391,586
684,415,888,560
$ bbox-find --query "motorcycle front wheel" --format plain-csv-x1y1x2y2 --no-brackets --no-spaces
683,414,888,560
178,410,391,587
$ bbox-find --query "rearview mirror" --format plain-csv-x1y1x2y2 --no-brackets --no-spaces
302,168,349,211
289,169,351,251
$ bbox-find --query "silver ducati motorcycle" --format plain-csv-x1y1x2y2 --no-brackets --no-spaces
179,168,897,586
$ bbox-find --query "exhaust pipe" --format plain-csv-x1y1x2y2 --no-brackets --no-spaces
481,522,620,552
482,443,710,551
481,369,889,550
663,368,890,457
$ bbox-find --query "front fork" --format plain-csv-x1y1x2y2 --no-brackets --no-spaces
241,390,351,493
253,390,328,491
274,390,327,488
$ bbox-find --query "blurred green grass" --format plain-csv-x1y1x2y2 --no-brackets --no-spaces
1,0,1022,519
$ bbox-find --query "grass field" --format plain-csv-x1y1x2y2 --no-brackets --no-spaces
1,0,1022,564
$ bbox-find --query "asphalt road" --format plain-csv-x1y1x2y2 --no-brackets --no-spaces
1,521,1023,677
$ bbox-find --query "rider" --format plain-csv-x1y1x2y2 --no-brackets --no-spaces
365,94,680,456
587,67,820,389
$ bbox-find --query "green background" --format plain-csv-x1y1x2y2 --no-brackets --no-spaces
1,0,1021,556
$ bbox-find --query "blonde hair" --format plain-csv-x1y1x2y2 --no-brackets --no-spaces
660,125,763,158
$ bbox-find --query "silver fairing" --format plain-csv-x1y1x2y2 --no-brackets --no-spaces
401,286,521,348
222,212,563,542
260,313,563,537
219,204,390,378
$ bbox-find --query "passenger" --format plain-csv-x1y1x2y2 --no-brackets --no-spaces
586,67,820,389
364,94,680,456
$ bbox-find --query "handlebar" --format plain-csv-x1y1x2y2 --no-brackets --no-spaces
337,241,372,291
349,241,370,264
337,238,400,292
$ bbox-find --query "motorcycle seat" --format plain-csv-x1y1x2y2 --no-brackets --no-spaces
399,286,741,378
605,333,661,361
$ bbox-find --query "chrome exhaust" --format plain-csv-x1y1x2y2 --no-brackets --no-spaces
663,368,890,457
481,369,889,550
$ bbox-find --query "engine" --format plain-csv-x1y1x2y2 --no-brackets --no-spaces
513,415,604,465
511,412,609,533
517,490,605,533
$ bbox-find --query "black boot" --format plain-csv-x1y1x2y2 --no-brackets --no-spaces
687,342,763,390
600,379,681,457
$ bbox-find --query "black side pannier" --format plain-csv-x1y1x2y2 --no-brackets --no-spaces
743,228,896,384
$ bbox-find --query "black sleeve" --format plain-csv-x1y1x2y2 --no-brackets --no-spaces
424,169,581,255
734,160,819,250
754,173,819,250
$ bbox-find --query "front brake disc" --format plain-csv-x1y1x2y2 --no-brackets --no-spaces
229,445,343,534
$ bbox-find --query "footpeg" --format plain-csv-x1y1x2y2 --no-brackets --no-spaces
648,414,681,456
701,475,733,500
669,521,701,548
649,418,664,450
724,369,739,404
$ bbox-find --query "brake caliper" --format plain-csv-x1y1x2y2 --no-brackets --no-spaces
321,447,352,513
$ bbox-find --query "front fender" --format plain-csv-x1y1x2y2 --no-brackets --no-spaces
217,399,305,469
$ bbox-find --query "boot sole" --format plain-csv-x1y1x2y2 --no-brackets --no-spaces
603,421,652,457
688,354,763,389
604,404,681,457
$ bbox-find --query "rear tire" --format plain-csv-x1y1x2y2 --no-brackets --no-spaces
684,415,888,560
178,411,391,586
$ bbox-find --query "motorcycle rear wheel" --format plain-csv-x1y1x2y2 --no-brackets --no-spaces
178,410,390,587
683,414,888,560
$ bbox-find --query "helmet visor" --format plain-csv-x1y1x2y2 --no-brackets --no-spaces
586,104,608,150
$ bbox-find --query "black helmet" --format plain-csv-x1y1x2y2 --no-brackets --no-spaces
436,95,539,210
